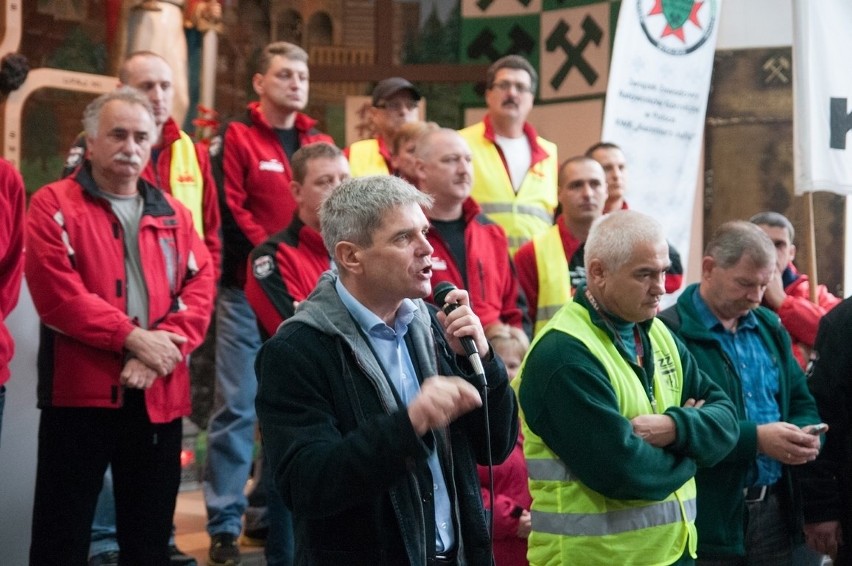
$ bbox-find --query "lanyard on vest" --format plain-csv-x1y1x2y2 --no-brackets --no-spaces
584,288,657,412
168,131,205,237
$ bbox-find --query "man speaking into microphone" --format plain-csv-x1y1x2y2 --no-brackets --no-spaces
255,175,518,565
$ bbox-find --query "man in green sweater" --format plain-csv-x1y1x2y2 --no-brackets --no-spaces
516,210,739,565
659,220,822,565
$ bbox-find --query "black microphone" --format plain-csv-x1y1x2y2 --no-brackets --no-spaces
433,281,487,387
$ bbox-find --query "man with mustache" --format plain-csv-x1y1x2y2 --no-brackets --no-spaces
61,50,220,566
64,51,221,276
26,87,216,565
415,128,528,336
660,221,822,565
459,55,558,255
515,210,738,565
514,156,606,335
255,175,518,565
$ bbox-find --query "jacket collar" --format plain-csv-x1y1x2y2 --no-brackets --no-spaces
481,114,550,166
74,161,175,217
158,117,182,148
289,272,438,411
247,101,319,135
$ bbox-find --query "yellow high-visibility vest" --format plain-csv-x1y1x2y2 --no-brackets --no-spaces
348,138,391,177
168,130,205,237
516,301,697,566
459,121,557,255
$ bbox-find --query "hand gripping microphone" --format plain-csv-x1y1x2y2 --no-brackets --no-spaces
433,281,495,551
433,281,487,387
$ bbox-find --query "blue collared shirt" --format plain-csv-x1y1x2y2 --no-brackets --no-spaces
336,279,455,552
692,291,782,487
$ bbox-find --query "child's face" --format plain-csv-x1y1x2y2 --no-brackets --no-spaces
496,347,523,381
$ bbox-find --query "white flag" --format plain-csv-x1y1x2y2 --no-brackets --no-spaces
601,0,721,289
793,0,852,195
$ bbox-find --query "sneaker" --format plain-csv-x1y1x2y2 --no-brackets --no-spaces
168,544,198,565
88,550,120,566
208,532,241,566
238,525,268,547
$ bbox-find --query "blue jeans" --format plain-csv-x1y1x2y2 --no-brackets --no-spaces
261,447,294,565
204,287,262,536
89,467,118,557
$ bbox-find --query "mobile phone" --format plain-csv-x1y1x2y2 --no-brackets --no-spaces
804,423,828,435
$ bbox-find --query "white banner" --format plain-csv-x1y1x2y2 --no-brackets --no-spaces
601,0,721,288
793,0,852,195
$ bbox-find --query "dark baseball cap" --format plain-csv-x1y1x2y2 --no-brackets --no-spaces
372,77,421,106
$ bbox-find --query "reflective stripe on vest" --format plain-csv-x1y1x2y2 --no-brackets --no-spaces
516,301,697,565
459,122,557,255
533,497,698,537
532,225,572,335
168,130,205,237
348,138,391,177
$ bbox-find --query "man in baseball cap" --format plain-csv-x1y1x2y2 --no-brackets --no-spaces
346,77,422,177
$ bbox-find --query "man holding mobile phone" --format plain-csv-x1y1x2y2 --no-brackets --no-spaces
660,221,822,565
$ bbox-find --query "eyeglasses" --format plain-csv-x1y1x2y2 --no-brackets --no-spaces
490,81,533,94
375,100,419,112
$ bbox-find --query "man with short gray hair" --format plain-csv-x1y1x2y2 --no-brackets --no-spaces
516,210,737,565
256,175,518,565
749,211,840,368
27,87,215,564
660,220,822,564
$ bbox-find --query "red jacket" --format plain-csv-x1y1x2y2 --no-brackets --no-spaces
774,265,841,369
62,118,222,280
146,118,221,280
25,165,215,423
427,198,528,333
514,217,583,324
477,433,531,566
0,159,25,386
245,217,330,338
214,102,333,288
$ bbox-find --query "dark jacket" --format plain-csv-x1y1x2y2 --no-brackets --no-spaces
660,284,821,558
800,296,852,565
255,272,519,565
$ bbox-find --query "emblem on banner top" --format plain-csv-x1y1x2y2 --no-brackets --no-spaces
637,0,717,56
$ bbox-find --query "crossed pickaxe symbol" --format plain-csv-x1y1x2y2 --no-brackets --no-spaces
545,15,603,90
466,25,535,62
762,56,790,85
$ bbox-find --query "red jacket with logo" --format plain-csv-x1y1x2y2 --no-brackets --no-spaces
25,164,216,423
213,102,333,288
245,216,330,338
0,159,25,387
426,198,529,334
62,118,222,280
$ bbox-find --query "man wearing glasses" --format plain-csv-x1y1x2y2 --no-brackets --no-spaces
460,55,559,255
347,77,422,177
